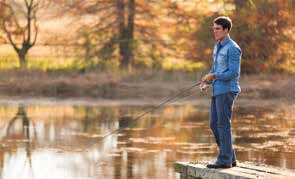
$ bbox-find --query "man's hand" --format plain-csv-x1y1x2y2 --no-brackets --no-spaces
200,82,210,93
201,73,216,83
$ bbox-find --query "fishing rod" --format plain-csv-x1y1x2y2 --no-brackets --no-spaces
98,81,203,142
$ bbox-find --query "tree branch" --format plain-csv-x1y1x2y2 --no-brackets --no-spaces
31,18,38,46
2,21,20,52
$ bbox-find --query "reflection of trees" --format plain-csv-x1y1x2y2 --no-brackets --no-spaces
3,104,37,177
112,116,135,179
6,104,37,139
73,106,120,134
81,106,91,132
0,146,3,177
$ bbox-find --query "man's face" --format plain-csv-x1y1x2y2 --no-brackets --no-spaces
213,23,228,42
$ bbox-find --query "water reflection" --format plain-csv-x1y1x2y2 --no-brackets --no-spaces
0,104,35,178
0,103,294,179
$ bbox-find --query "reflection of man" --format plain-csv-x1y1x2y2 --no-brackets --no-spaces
201,16,241,168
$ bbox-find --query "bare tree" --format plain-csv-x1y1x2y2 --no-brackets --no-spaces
0,0,39,68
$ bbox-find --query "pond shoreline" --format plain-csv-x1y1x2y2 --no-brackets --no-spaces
0,70,293,104
0,96,292,108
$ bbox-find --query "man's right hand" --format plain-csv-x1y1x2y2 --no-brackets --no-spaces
201,73,216,83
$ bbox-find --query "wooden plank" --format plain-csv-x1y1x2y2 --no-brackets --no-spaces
174,161,295,179
185,162,257,179
237,162,295,177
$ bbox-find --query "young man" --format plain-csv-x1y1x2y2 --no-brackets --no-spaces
201,16,241,168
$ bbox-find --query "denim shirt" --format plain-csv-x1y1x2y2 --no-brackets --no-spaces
209,36,242,96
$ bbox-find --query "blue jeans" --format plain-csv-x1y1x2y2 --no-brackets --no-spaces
210,92,237,165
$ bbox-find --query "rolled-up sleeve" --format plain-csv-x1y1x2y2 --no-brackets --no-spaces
215,46,241,81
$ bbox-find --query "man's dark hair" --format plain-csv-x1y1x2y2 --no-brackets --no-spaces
214,16,232,32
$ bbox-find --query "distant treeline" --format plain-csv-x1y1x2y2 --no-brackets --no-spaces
0,0,294,73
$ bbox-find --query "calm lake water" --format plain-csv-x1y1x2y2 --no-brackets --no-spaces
0,103,294,179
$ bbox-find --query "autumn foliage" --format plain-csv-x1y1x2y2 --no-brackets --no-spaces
0,0,294,73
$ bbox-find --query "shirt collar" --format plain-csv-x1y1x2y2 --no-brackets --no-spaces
219,35,230,47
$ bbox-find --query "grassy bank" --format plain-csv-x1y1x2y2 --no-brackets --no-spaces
0,69,293,101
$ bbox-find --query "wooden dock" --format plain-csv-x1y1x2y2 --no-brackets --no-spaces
174,161,295,179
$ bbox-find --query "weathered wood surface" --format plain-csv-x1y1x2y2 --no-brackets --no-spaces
174,161,295,179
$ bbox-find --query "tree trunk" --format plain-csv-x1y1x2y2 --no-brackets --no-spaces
119,30,129,68
118,0,135,69
117,0,125,67
17,49,27,69
127,0,135,66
